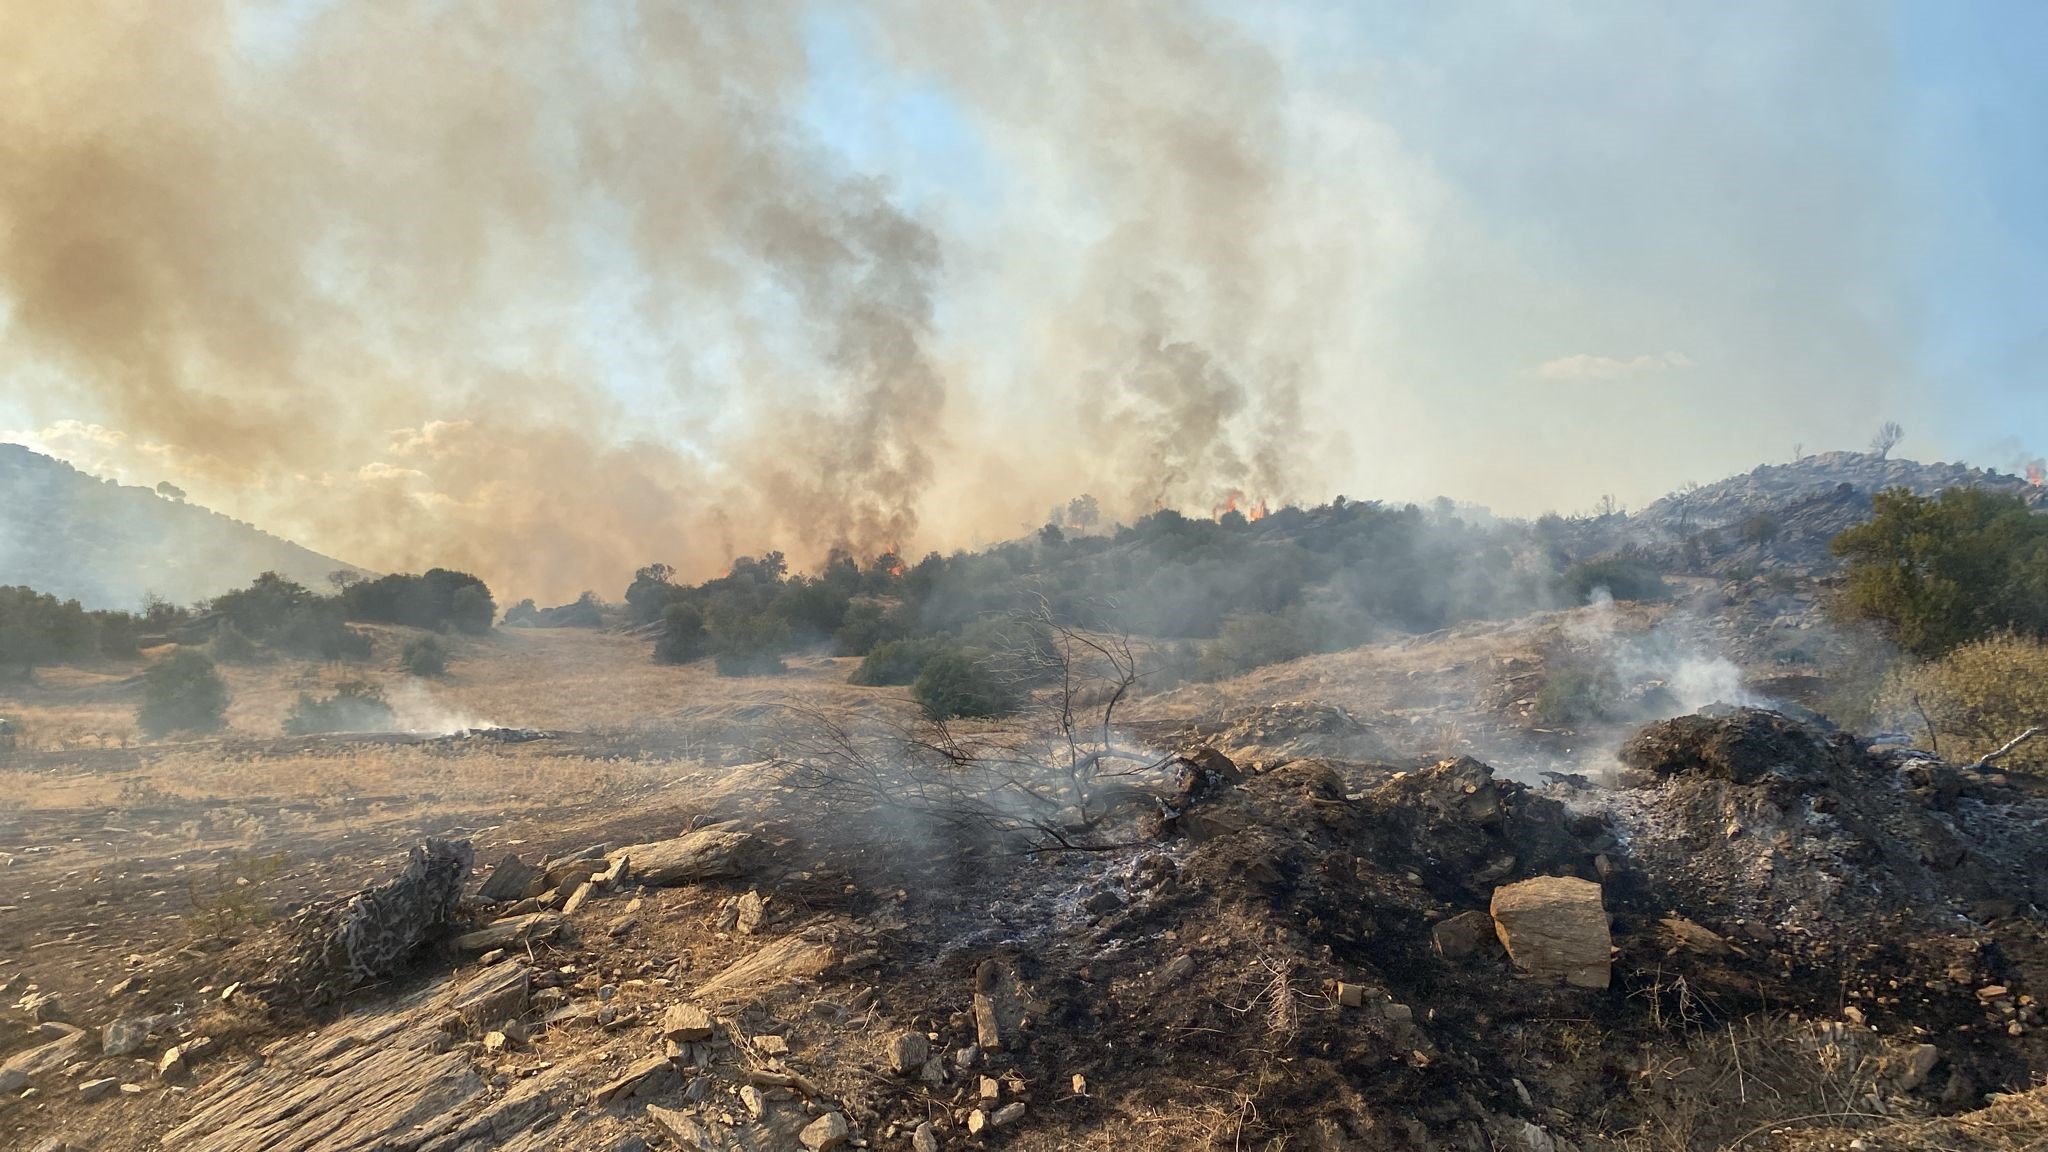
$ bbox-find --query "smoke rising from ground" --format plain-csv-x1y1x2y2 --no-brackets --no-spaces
0,2,1956,601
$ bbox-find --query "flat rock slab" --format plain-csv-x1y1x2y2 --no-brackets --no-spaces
452,962,531,1028
626,828,754,886
694,937,834,1005
1490,876,1611,990
452,912,564,952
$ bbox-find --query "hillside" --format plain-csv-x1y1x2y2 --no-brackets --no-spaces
0,444,365,610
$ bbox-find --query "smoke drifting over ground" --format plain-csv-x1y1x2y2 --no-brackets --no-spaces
0,2,1956,601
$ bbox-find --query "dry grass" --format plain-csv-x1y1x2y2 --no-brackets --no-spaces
0,625,909,750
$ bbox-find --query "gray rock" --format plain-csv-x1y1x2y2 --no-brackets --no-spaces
661,1003,714,1042
102,1014,163,1058
799,1111,850,1150
885,1030,929,1075
912,1120,941,1152
477,854,540,902
79,1076,119,1101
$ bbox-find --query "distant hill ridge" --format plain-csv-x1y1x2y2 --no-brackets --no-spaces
1639,450,2042,530
0,444,366,610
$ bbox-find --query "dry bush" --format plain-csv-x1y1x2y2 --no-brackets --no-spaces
1880,634,2048,770
1604,1015,1905,1152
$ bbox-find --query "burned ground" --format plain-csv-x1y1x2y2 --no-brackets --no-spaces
6,621,2048,1151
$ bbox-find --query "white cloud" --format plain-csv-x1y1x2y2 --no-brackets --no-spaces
1537,351,1697,381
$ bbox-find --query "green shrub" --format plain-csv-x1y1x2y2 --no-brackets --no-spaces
833,600,903,657
654,603,707,665
710,612,789,677
138,650,231,736
401,635,448,677
210,621,261,663
912,651,1016,720
1832,487,2048,658
283,681,397,735
1879,635,2048,771
1560,557,1669,604
850,637,947,686
1197,612,1309,680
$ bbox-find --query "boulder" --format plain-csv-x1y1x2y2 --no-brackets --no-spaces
627,829,754,887
645,1104,718,1151
1,1024,91,1083
1490,876,1611,989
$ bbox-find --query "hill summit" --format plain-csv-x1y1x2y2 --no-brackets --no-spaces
0,444,365,610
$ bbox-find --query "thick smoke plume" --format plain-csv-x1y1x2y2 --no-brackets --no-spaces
2,3,1934,601
0,1,1303,600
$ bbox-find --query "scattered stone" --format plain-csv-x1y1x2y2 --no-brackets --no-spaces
1157,953,1197,986
1382,1002,1414,1024
953,1044,981,1070
1658,916,1732,957
1,1023,91,1082
1072,1073,1087,1095
482,1030,512,1055
607,915,639,939
991,1102,1025,1128
1336,982,1366,1008
478,854,541,902
1431,910,1498,962
913,1120,941,1152
736,890,769,935
1490,876,1611,990
972,993,1003,1052
0,1068,25,1094
979,1075,1002,1104
15,990,65,1023
120,1082,144,1096
799,1110,850,1150
453,962,531,1028
158,1046,187,1078
105,976,136,998
756,1033,789,1057
591,1054,677,1105
1083,890,1124,915
101,1014,161,1057
740,1083,769,1118
561,881,596,916
79,1076,119,1102
968,1109,991,1135
646,1103,719,1150
886,1030,929,1074
662,1003,715,1043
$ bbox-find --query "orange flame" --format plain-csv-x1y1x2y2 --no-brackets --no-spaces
1248,498,1268,522
2029,460,2045,488
1211,489,1244,520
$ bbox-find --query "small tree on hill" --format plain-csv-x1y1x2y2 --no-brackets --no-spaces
1832,487,2048,658
1870,421,1904,459
654,603,707,664
401,635,447,676
139,650,230,736
913,651,1016,720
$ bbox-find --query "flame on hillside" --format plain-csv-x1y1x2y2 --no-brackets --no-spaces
2028,460,2045,488
1211,490,1268,522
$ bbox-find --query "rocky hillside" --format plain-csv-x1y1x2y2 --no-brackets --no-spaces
1633,451,2044,578
0,445,364,610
